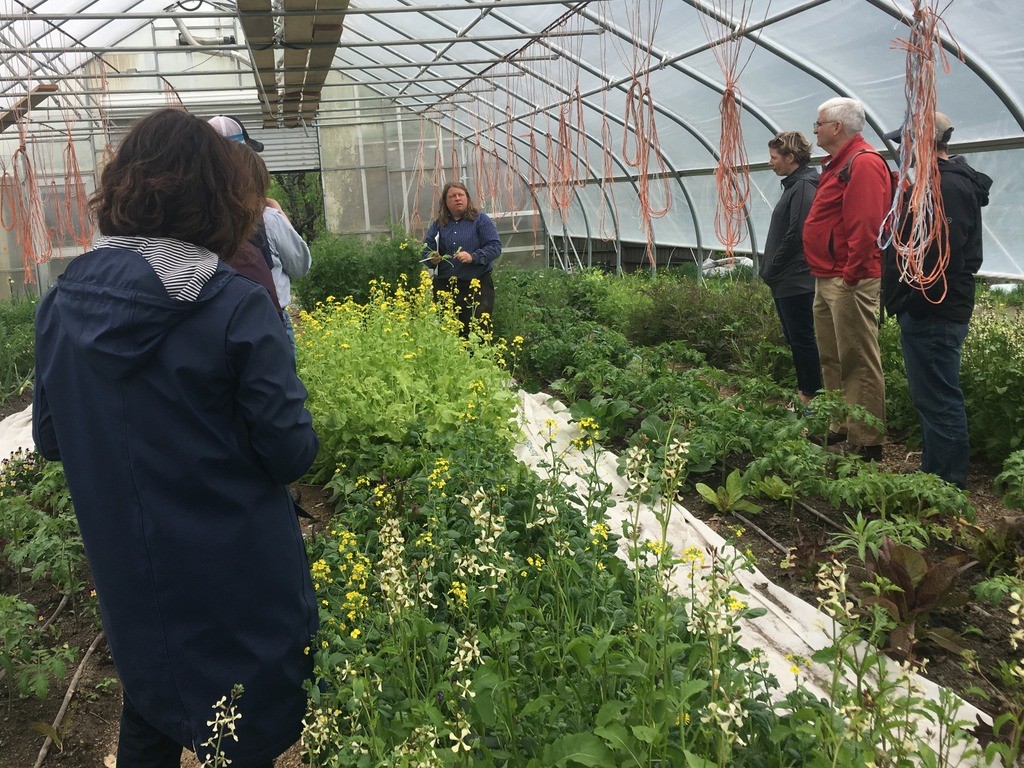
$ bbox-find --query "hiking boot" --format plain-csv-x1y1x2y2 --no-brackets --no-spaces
808,430,847,447
829,443,883,461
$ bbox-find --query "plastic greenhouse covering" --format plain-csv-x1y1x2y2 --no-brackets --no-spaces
0,0,1022,290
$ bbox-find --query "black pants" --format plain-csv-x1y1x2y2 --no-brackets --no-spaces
117,698,274,768
433,272,495,338
774,291,823,398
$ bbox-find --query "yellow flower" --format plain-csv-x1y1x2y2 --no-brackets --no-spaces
450,580,468,606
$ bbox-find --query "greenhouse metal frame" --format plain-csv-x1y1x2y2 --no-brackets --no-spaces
0,0,1021,293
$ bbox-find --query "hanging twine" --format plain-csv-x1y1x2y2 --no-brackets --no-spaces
11,136,55,281
698,0,758,260
409,115,430,235
880,0,960,304
57,91,95,250
620,0,671,266
713,81,750,256
62,131,94,249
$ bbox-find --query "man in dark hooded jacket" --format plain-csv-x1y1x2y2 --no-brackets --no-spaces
884,112,993,489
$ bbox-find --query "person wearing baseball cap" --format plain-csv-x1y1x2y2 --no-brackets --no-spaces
883,111,993,489
882,111,955,146
208,114,264,152
208,114,310,357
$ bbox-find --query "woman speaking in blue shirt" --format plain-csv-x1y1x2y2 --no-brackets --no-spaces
422,181,502,337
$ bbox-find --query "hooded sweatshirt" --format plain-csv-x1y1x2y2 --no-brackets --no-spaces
898,155,993,324
33,238,319,763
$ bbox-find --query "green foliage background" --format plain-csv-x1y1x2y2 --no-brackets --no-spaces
268,171,326,245
293,231,424,310
0,296,36,403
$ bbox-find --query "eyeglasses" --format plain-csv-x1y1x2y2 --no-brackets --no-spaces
813,119,839,130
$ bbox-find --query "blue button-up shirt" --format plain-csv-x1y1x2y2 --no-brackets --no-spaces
422,212,502,281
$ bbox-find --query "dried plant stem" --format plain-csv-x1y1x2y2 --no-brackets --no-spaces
33,630,105,768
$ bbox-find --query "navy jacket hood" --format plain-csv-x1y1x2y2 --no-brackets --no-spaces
51,247,234,380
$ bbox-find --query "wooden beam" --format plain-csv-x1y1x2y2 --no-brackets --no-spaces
0,83,59,133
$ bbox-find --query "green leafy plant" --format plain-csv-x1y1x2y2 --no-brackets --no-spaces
995,449,1024,510
567,393,637,443
961,311,1024,463
293,229,423,309
0,294,37,403
695,469,762,515
0,594,78,699
829,512,936,564
297,274,520,481
752,474,794,503
972,573,1023,607
1,455,85,599
965,515,1024,573
826,468,973,523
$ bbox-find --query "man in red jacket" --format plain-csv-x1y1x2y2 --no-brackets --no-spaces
802,97,890,460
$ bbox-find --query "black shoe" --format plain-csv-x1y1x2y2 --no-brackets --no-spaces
829,443,883,461
808,430,847,447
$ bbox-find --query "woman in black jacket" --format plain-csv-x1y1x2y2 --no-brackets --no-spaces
762,131,822,403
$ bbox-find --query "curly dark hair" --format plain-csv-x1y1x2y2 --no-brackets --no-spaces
435,181,479,226
90,108,265,257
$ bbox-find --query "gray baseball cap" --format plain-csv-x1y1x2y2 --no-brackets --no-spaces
883,111,954,144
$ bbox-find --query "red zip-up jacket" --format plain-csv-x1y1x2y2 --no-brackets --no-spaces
802,135,891,283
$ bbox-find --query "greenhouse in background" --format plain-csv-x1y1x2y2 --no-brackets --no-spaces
0,0,1022,296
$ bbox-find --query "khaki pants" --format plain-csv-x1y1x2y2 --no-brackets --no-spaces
813,276,886,446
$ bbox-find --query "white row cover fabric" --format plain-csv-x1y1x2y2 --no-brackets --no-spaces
515,390,994,764
0,404,33,460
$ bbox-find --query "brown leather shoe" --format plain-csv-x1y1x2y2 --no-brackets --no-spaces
808,430,847,447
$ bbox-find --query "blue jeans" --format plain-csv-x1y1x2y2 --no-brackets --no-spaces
774,292,823,398
898,312,970,488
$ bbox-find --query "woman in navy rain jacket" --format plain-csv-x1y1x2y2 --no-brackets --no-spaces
32,109,319,768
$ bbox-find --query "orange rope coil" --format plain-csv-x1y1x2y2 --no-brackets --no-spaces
880,0,960,304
